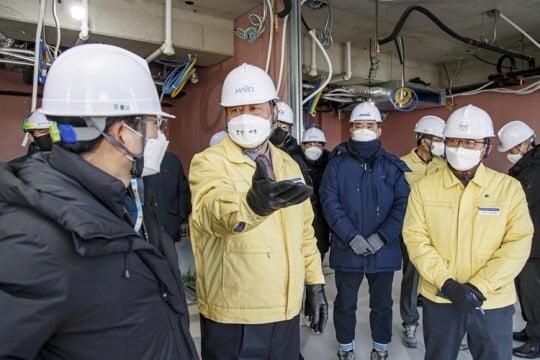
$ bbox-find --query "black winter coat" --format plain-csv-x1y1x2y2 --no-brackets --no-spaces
0,147,198,360
509,145,540,259
302,149,331,255
145,151,191,241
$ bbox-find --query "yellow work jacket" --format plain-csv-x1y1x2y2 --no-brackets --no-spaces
400,148,447,186
189,136,324,324
403,164,533,309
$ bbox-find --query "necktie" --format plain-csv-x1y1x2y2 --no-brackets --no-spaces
256,154,275,181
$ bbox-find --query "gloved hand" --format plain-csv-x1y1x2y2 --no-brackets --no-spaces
306,284,328,333
441,279,486,314
247,159,313,216
349,234,374,256
365,233,385,254
179,222,190,243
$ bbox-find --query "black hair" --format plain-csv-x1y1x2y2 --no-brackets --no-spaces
48,116,139,154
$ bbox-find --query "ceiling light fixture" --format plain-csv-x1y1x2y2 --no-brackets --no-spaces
70,4,85,20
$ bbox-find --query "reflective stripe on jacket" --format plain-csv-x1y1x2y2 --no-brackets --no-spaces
189,136,324,324
403,164,533,309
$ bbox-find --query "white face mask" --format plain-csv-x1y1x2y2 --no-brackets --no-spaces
352,128,377,142
506,153,522,165
304,146,323,161
431,141,445,157
142,130,170,177
228,114,271,149
445,147,482,171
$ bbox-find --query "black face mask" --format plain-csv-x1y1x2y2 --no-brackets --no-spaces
269,127,290,147
33,133,53,151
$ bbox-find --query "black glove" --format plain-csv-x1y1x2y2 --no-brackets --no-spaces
246,159,313,216
365,233,385,254
179,222,190,243
441,279,486,314
306,284,328,333
349,234,374,255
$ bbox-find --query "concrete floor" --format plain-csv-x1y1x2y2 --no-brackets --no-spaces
180,251,527,360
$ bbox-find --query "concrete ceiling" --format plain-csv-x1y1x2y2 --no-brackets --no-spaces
172,0,540,65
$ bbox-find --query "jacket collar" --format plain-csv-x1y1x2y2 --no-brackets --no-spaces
443,163,488,189
221,135,286,180
48,146,127,218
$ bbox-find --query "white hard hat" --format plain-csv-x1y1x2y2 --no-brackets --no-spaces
497,120,535,152
302,127,326,143
349,102,382,123
414,115,445,138
220,63,278,107
443,104,494,139
276,101,294,125
209,130,228,146
39,44,172,118
23,110,50,132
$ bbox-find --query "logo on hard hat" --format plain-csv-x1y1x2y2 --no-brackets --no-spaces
459,121,469,131
114,103,131,111
359,112,371,117
235,85,255,94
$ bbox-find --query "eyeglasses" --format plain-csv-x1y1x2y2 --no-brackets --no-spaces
445,138,485,149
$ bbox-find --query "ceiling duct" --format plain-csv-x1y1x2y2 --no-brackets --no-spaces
345,80,445,111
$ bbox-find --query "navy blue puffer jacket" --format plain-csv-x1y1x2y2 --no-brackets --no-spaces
320,141,410,273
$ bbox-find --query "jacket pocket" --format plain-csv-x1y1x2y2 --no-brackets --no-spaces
222,246,285,309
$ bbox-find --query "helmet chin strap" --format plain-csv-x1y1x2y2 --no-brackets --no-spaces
84,117,147,178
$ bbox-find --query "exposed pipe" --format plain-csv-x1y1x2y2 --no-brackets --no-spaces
32,0,47,112
264,0,274,73
308,35,318,76
302,29,333,105
379,5,535,68
276,14,289,95
146,0,175,63
74,0,89,45
52,0,61,57
496,11,540,50
0,59,34,66
330,41,352,83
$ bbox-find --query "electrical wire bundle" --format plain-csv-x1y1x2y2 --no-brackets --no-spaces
235,0,270,43
158,56,197,98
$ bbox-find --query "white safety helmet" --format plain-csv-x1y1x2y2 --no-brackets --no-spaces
23,110,50,132
209,130,228,146
497,120,535,152
276,101,294,125
443,104,494,139
302,127,327,143
349,102,382,123
39,44,172,119
414,115,445,138
220,63,278,107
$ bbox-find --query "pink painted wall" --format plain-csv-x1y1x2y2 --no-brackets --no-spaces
0,70,37,161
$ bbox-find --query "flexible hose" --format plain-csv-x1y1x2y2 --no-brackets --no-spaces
264,0,274,73
378,5,535,68
276,14,289,94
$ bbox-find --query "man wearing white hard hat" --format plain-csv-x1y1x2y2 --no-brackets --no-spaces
270,101,312,187
497,120,540,358
189,63,327,359
0,44,198,359
301,127,331,260
10,110,52,165
300,127,332,326
403,104,533,360
319,101,410,360
399,115,447,348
